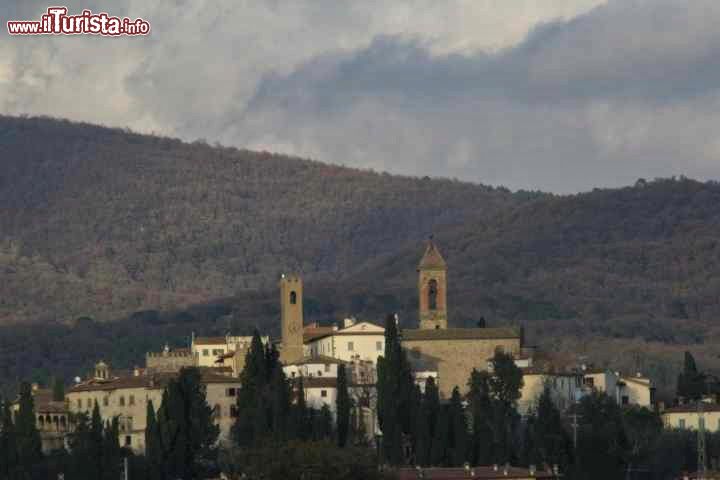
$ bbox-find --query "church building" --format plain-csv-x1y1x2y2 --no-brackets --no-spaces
401,239,523,399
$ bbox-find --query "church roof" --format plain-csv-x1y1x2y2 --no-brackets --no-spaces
401,327,522,341
418,240,447,270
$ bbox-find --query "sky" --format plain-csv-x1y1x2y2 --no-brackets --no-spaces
2,0,719,193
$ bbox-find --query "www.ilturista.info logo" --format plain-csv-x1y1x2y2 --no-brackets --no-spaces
7,7,150,36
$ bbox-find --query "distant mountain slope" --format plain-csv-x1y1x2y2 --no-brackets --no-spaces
0,115,525,325
3,115,720,398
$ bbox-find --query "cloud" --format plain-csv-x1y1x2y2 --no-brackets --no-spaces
4,0,720,192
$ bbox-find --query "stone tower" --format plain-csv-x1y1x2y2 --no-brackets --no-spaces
279,274,304,363
418,239,448,330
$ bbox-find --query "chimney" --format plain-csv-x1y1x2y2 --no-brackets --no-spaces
343,317,356,329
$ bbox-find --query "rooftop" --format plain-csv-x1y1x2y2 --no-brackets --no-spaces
402,326,522,342
68,368,240,393
418,239,447,270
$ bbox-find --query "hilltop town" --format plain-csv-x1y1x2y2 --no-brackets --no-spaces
11,240,713,479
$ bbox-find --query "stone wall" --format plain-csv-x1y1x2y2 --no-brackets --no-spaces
145,351,195,372
402,337,521,399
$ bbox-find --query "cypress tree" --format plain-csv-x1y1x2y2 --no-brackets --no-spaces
69,412,91,479
233,330,267,446
15,382,43,474
291,377,309,440
677,351,706,400
88,401,104,479
270,365,290,440
336,364,351,447
430,406,449,466
145,399,163,480
449,387,468,467
102,417,121,480
157,367,219,480
468,369,493,465
0,395,17,478
52,377,65,402
533,385,572,470
414,378,437,466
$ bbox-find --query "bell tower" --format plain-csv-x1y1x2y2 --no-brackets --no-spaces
280,274,304,363
418,239,448,330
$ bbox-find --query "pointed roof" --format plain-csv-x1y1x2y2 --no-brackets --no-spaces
418,239,447,270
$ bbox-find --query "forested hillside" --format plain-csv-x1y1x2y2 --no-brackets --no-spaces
2,115,720,397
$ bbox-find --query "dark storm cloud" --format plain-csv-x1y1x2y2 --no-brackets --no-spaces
2,0,719,192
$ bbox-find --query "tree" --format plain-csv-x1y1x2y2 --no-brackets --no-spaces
677,351,706,401
270,365,290,441
376,313,416,465
623,406,663,476
414,378,437,466
430,405,449,466
0,395,17,478
88,401,104,479
574,391,628,480
531,385,572,471
448,387,468,466
157,367,219,479
337,364,351,447
489,351,524,405
467,369,493,466
233,330,268,446
15,382,43,474
52,377,65,402
145,399,163,480
102,417,121,480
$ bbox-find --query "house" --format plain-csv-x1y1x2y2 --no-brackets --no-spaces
10,385,71,453
305,318,386,364
518,368,583,415
581,367,655,407
191,334,269,376
662,403,720,432
66,361,241,453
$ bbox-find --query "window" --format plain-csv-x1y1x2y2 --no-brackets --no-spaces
125,436,132,447
584,377,595,388
202,349,209,356
679,418,686,429
119,396,125,407
77,399,82,409
290,291,297,305
103,397,108,406
129,395,135,406
291,372,296,378
127,417,133,431
324,364,330,372
226,388,236,397
428,279,438,310
230,405,239,418
317,371,323,377
321,390,327,398
212,349,224,356
700,418,706,430
621,395,629,405
376,341,382,351
87,398,92,409
348,342,354,352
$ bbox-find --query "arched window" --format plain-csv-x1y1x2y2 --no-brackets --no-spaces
119,396,125,407
290,291,297,305
428,279,438,310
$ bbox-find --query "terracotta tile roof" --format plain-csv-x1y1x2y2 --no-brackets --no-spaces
193,336,228,346
418,240,447,270
285,355,348,366
397,466,557,479
303,326,335,343
401,326,521,341
68,368,240,393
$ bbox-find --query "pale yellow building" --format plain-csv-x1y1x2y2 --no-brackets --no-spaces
66,362,241,453
306,319,385,364
662,403,720,431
